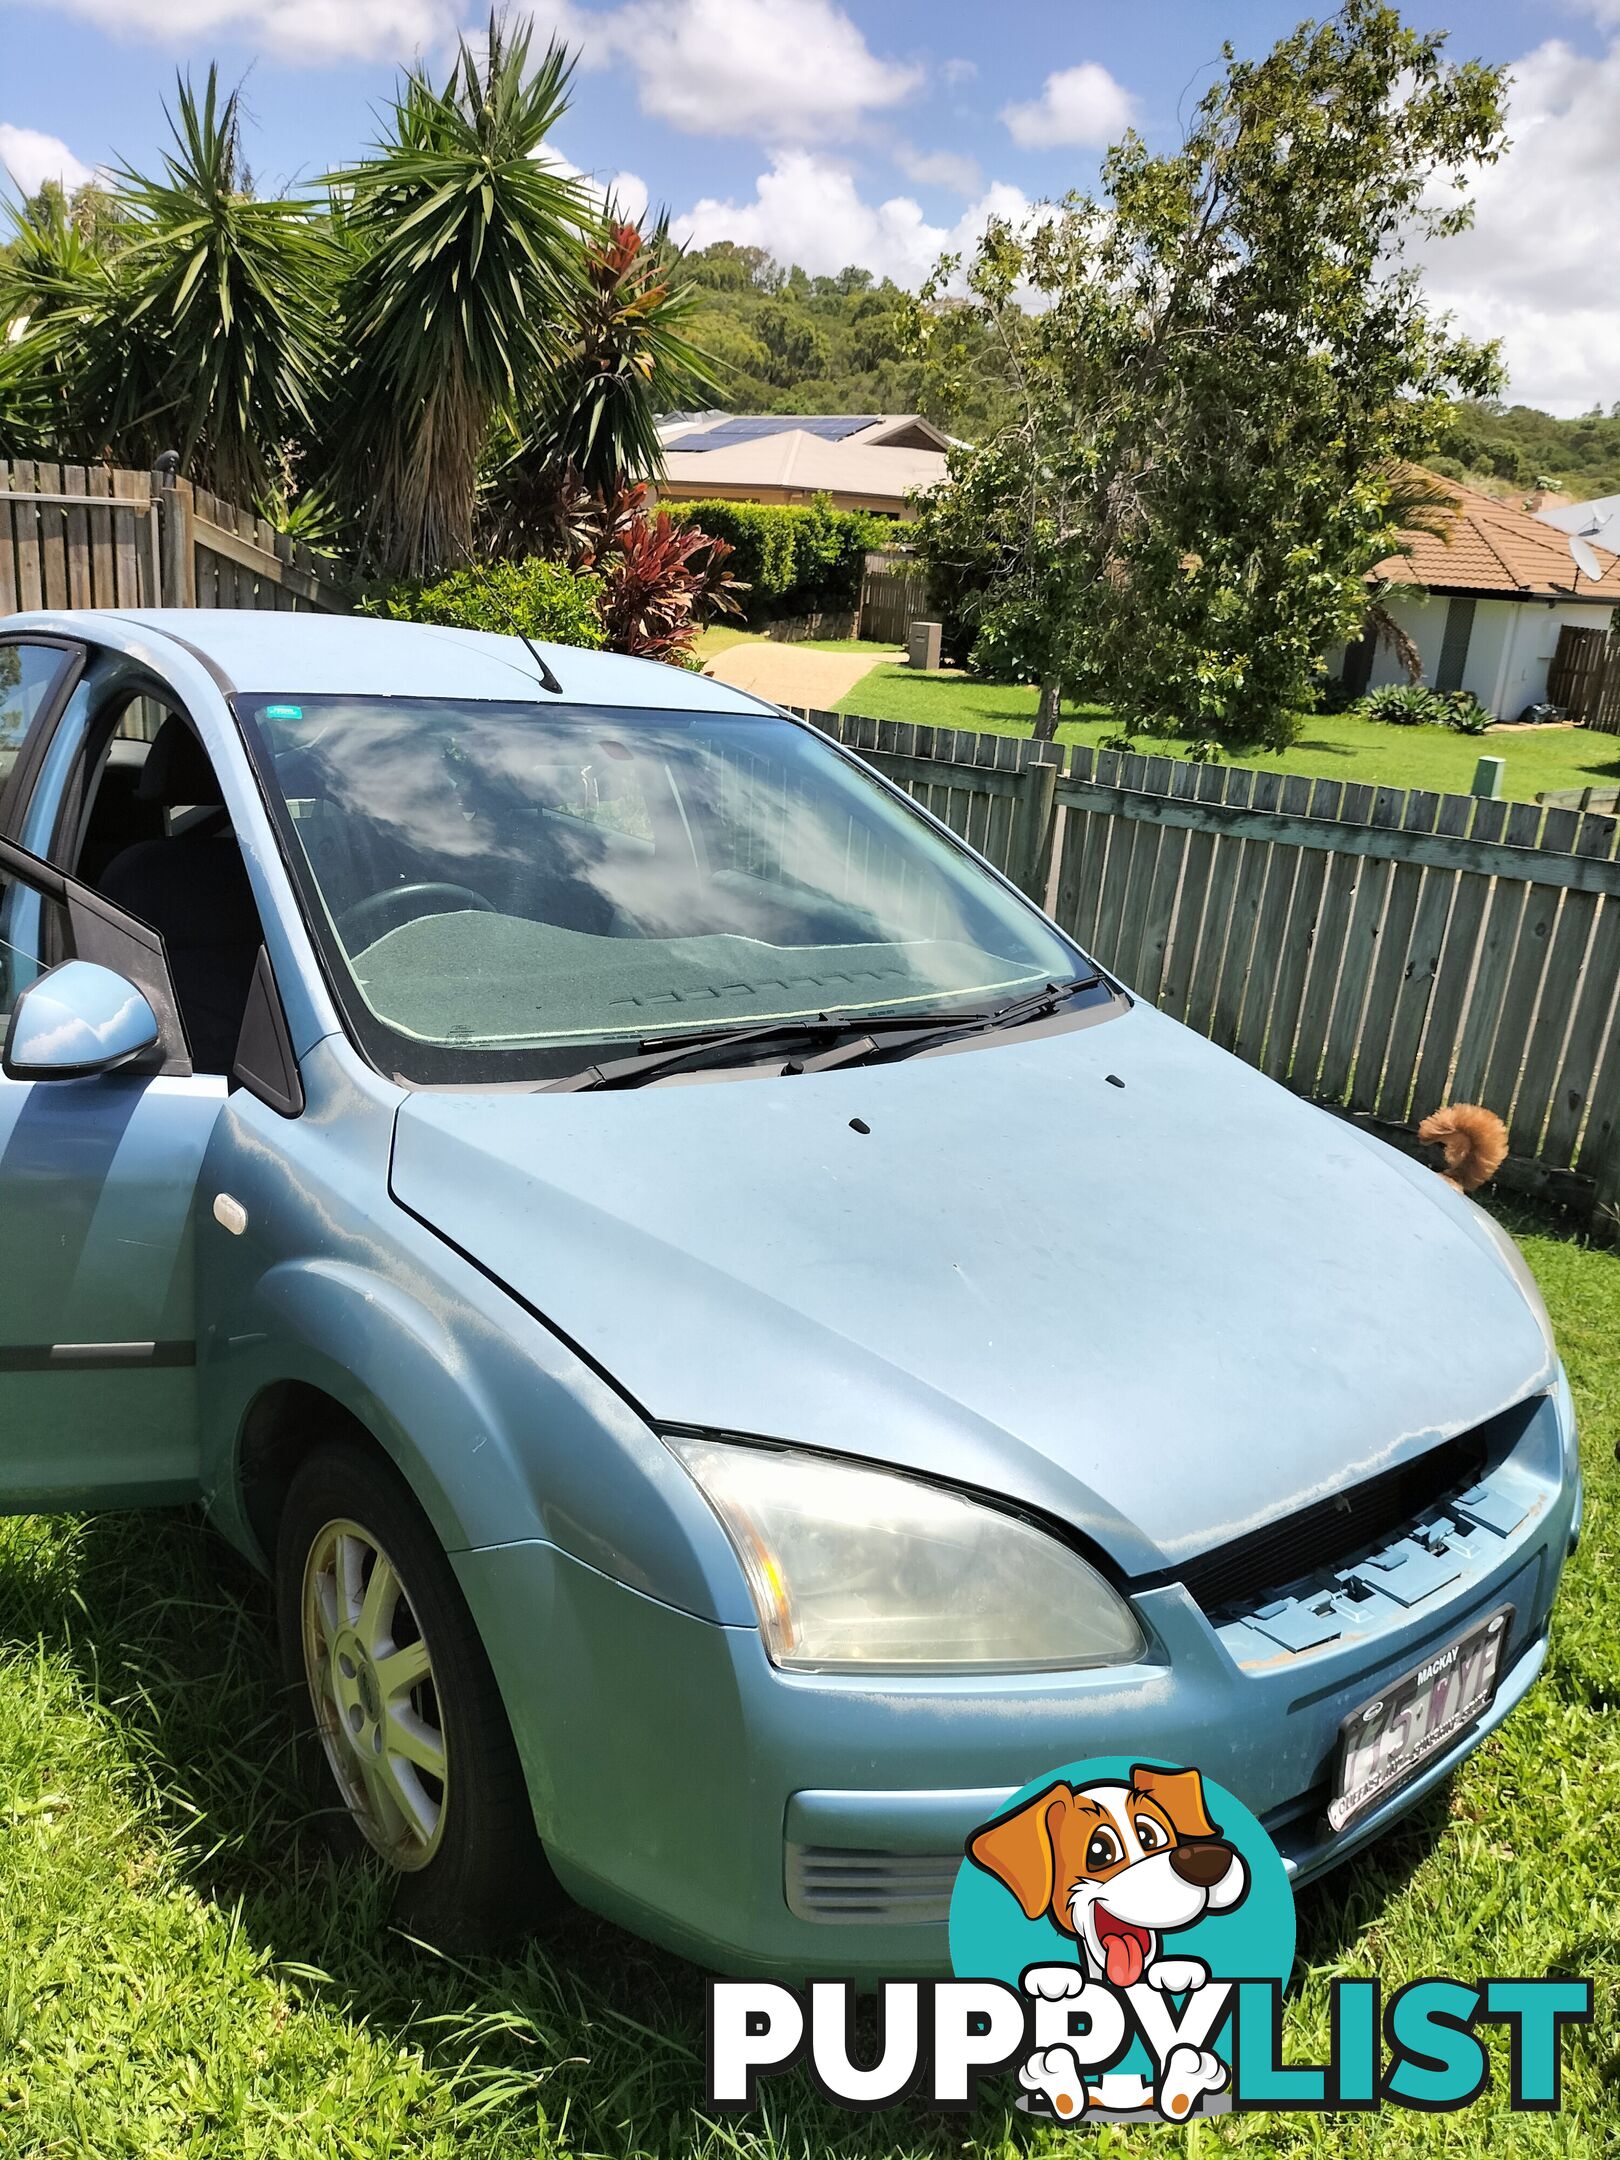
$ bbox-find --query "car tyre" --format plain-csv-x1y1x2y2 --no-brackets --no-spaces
275,1437,555,1950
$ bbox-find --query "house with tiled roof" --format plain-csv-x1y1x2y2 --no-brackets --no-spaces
1337,475,1620,718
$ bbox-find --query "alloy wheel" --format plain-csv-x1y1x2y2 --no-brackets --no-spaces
299,1517,448,1869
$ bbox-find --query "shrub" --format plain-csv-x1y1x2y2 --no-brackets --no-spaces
668,493,885,619
581,486,745,662
361,556,605,649
1357,682,1491,733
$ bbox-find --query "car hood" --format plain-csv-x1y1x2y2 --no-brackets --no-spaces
389,1003,1552,1577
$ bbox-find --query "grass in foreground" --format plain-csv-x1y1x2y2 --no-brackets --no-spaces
832,665,1620,805
0,1201,1614,2156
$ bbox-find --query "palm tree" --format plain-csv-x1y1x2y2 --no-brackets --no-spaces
486,212,721,554
326,15,590,579
1358,461,1462,683
113,70,335,500
1,71,334,496
533,214,716,490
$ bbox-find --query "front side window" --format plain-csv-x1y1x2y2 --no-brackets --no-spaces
0,640,72,794
236,696,1096,1084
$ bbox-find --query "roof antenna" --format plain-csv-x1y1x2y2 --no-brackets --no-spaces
453,545,565,695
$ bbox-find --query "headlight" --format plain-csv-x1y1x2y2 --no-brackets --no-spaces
1472,1203,1557,1364
667,1436,1145,1674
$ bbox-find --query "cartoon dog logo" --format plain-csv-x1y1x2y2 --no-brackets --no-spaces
967,1763,1249,2121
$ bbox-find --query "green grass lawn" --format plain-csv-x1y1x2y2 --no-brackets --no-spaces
832,666,1620,806
1,1197,1614,2156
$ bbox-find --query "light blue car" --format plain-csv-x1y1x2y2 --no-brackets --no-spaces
0,609,1577,1972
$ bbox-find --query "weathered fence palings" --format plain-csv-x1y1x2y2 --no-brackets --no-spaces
800,704,1620,1220
1,461,348,617
857,550,928,644
1548,623,1620,733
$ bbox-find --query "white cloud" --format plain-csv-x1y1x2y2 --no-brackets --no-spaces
604,169,650,223
941,57,978,89
539,145,649,227
1001,61,1135,149
0,123,96,196
672,149,1033,286
893,142,981,197
1420,36,1620,415
591,0,921,141
0,0,473,64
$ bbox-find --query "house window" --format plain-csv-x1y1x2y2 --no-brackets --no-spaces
1435,594,1477,693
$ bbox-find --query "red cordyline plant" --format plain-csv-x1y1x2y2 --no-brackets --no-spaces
581,482,745,662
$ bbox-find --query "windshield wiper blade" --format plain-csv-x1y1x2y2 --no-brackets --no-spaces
545,1012,978,1093
542,980,1108,1093
784,976,1109,1076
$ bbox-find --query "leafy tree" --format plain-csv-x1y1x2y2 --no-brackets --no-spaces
325,16,590,578
912,0,1507,751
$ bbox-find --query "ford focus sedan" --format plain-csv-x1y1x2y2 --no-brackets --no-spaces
0,609,1577,1973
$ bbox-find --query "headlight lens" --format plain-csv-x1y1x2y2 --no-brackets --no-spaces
668,1436,1145,1673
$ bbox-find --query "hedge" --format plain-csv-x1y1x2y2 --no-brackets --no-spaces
667,494,886,621
360,557,605,649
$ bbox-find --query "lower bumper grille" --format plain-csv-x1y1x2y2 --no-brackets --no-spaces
785,1844,959,1926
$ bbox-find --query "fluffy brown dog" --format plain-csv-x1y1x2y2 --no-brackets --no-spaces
1417,1104,1509,1193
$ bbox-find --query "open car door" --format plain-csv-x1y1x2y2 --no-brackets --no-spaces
0,833,223,1509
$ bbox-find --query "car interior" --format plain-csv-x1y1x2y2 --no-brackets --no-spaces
72,708,265,1076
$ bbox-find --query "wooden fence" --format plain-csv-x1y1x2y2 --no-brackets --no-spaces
1547,623,1620,732
801,707,1620,1224
0,460,349,617
857,550,928,644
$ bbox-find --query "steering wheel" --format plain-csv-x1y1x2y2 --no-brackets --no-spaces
339,881,497,948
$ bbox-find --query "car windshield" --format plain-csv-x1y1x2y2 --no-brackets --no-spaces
236,694,1095,1084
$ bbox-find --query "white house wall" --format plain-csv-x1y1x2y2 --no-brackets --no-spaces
1335,594,1615,717
1478,599,1613,719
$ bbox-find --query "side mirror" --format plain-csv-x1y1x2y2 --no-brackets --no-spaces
3,959,161,1081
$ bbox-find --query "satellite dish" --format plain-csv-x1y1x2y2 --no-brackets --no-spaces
1569,530,1604,584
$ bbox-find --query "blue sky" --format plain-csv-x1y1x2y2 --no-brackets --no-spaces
3,1,1616,412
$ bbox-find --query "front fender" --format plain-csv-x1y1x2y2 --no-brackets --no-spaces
202,1232,753,1626
195,1043,751,1621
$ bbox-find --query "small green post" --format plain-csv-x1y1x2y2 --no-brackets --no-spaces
1471,755,1505,800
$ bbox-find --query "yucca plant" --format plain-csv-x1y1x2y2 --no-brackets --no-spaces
535,215,717,490
1,73,333,489
326,15,590,579
0,188,128,456
486,213,720,554
106,69,336,499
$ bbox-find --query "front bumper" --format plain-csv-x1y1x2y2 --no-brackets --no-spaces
455,1382,1577,1978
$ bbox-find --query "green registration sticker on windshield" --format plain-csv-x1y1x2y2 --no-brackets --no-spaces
264,703,303,719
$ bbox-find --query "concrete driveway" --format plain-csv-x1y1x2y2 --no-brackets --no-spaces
703,639,901,711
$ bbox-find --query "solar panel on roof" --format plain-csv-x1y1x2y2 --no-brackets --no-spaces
673,414,882,452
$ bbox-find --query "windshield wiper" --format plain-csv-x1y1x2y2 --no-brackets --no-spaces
542,978,1108,1093
784,975,1110,1075
543,1010,995,1093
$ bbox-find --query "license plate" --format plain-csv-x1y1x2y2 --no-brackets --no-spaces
1328,1605,1513,1832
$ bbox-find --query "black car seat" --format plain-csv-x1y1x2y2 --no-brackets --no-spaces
98,717,262,1073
